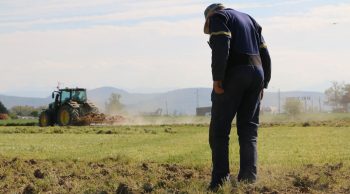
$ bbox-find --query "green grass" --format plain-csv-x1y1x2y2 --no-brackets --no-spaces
0,125,349,193
1,112,350,126
0,118,37,126
260,112,350,123
0,126,349,166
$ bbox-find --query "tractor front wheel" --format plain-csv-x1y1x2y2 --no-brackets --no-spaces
57,106,79,126
39,111,52,127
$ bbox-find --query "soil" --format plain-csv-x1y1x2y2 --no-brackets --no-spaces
0,158,349,193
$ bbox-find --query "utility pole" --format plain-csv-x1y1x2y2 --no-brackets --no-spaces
335,90,338,109
196,89,199,108
319,97,322,112
165,97,169,116
278,89,281,114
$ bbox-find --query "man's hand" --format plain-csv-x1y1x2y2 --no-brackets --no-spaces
213,81,224,94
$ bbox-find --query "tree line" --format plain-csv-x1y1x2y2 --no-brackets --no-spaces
283,81,350,116
0,101,46,119
1,82,348,120
325,81,350,112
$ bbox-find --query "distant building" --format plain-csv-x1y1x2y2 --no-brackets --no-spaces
261,106,278,115
140,108,163,116
18,116,37,120
196,107,211,116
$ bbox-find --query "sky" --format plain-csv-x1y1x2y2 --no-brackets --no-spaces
0,0,349,97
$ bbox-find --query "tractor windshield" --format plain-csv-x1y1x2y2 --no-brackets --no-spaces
60,91,71,103
72,90,87,102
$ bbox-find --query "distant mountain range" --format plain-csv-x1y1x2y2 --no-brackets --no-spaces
0,95,51,109
0,87,328,115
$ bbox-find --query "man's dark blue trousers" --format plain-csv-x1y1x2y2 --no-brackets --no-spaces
209,64,264,183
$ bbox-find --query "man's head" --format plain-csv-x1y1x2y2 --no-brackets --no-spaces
203,3,225,34
204,3,225,19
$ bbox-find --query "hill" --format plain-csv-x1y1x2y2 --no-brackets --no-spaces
0,87,327,115
0,95,51,109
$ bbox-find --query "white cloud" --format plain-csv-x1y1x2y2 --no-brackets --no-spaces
0,0,119,16
0,5,203,28
1,1,350,95
263,3,350,32
0,18,211,93
0,0,205,29
270,49,349,89
257,3,350,91
1,1,290,30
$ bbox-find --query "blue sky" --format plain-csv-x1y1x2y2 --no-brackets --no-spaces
0,0,349,97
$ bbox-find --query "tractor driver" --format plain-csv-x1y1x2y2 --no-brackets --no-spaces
73,91,81,101
54,93,60,108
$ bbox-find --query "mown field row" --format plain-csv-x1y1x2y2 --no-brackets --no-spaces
2,113,350,127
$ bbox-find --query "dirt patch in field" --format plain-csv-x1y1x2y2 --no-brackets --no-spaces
285,163,347,193
0,158,349,193
116,183,136,194
22,184,36,194
33,169,45,179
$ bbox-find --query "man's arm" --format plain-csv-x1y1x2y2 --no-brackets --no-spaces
259,42,271,89
249,16,271,89
209,12,231,93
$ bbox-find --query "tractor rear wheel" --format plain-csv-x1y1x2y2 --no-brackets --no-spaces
57,106,79,126
39,111,52,127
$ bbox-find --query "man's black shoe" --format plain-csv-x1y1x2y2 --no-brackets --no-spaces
238,171,257,184
237,177,256,184
207,183,220,193
207,175,231,192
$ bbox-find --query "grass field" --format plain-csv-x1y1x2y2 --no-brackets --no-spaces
0,119,37,126
0,123,349,193
2,112,350,126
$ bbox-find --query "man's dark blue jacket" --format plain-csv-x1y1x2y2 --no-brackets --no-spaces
209,8,271,88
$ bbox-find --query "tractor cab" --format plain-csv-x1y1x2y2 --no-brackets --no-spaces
58,88,87,103
51,88,87,105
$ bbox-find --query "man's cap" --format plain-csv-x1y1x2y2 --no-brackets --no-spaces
204,3,225,19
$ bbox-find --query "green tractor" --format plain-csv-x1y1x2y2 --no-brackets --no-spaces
39,88,104,127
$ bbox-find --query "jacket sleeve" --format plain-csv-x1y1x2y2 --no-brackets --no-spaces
250,16,271,88
259,37,271,89
209,13,231,81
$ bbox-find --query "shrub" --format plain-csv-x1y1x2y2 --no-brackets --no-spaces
284,98,303,116
0,114,9,120
0,101,8,114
